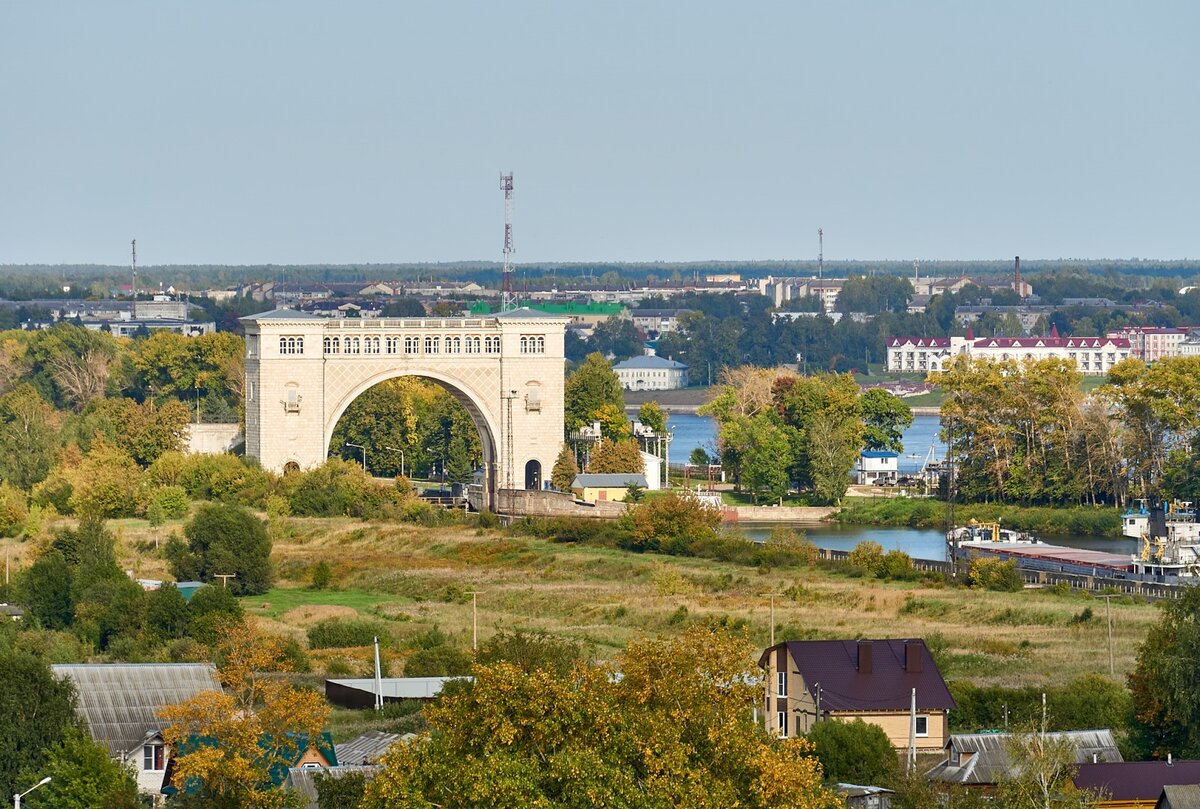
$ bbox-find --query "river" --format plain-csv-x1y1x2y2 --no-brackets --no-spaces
665,412,1133,560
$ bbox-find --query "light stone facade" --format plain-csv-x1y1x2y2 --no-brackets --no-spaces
242,308,568,510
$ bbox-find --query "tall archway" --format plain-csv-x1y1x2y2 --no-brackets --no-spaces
325,371,499,504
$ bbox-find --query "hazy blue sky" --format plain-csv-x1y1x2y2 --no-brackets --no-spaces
1,2,1196,265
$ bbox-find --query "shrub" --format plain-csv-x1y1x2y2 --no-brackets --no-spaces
968,557,1024,592
403,643,473,677
806,718,897,785
310,561,333,590
625,493,721,554
475,629,591,677
847,541,885,576
150,485,190,520
177,503,273,596
307,618,391,650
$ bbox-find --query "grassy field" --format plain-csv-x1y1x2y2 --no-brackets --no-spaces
212,516,1158,690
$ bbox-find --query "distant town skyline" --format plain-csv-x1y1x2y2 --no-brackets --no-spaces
2,2,1196,265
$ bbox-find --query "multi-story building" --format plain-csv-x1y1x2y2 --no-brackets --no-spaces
630,308,694,338
1106,326,1198,362
613,355,689,390
886,326,1131,375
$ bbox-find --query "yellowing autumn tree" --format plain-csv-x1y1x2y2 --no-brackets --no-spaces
159,622,329,808
361,626,841,809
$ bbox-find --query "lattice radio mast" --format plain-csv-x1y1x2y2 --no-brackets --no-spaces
130,239,137,299
501,172,515,311
817,228,824,280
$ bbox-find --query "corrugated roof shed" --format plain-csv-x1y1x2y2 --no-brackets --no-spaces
1075,760,1200,802
334,731,411,766
52,663,221,758
928,730,1122,785
284,766,382,809
1159,784,1200,809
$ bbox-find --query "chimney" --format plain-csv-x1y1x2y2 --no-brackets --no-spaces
857,640,873,674
905,640,923,673
1014,255,1022,286
1168,753,1174,766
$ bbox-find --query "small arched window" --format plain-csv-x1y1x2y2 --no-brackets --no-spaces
386,336,398,354
404,336,419,354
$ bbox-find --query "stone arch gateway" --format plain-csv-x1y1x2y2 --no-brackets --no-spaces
242,308,568,510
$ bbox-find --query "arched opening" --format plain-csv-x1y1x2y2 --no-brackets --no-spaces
283,461,300,475
525,459,542,491
326,375,496,505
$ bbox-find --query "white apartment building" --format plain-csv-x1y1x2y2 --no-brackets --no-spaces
1106,326,1198,362
887,327,1131,375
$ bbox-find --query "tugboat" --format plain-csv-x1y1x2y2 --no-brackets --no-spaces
1126,501,1200,580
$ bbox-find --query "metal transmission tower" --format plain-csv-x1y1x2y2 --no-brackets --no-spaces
817,228,823,280
500,172,515,311
130,239,137,298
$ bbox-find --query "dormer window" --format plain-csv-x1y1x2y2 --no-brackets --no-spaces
143,743,165,771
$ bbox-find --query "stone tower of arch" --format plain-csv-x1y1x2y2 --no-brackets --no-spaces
241,307,568,509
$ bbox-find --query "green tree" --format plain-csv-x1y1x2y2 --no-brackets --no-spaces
591,317,643,361
995,715,1102,808
145,583,190,643
19,549,75,630
689,447,711,466
21,727,140,809
625,492,722,554
361,626,841,809
1129,585,1200,758
860,387,914,453
0,385,59,490
564,353,625,433
739,414,793,503
807,412,857,504
316,771,370,809
550,444,580,491
0,649,80,802
179,503,273,595
636,400,668,434
67,440,143,518
806,718,897,785
476,629,592,677
586,438,645,474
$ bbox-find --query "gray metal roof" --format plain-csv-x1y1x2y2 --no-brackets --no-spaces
285,766,382,809
613,355,688,370
325,676,468,700
1160,785,1200,809
927,729,1122,785
239,308,325,321
492,307,570,320
52,664,221,758
334,730,411,766
571,473,648,488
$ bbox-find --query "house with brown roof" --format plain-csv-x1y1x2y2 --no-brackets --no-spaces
926,730,1121,787
1075,760,1200,808
758,639,955,751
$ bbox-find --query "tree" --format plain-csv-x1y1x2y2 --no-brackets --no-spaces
145,583,190,643
67,440,143,518
806,718,897,785
636,400,668,434
626,492,722,554
689,447,710,466
19,549,75,630
807,412,857,504
586,438,645,474
0,649,80,802
739,413,793,503
995,710,1102,808
179,503,273,595
564,353,625,433
475,629,592,678
550,443,579,491
21,727,140,809
1129,585,1200,758
361,626,841,809
159,623,329,807
0,385,59,490
590,317,643,361
860,387,914,453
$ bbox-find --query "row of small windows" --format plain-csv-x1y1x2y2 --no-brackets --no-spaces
320,335,504,355
519,335,545,354
279,336,304,355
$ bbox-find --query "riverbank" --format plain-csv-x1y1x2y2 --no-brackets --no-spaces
835,497,1123,537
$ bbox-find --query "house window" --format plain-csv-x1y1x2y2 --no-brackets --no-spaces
143,744,165,771
386,336,398,354
347,337,360,355
424,336,439,354
776,671,787,697
279,336,304,355
447,336,461,354
247,382,255,401
915,716,929,737
404,336,419,354
777,711,788,738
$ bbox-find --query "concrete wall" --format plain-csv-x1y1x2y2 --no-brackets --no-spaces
495,489,626,518
722,506,838,523
186,423,243,455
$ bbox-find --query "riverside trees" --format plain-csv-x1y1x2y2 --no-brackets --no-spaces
933,355,1200,506
702,367,910,504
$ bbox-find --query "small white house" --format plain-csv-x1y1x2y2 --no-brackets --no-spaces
613,355,689,391
857,451,899,485
640,450,663,491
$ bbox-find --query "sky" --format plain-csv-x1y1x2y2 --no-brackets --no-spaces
1,2,1197,265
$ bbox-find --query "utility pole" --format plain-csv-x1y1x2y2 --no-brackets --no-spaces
373,636,384,711
214,574,236,588
907,688,917,774
1098,594,1116,675
468,591,481,651
763,593,783,647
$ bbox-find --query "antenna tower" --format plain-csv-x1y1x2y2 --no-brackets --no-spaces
817,228,824,280
130,239,137,299
501,172,515,311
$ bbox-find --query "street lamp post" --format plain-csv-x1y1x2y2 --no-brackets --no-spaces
14,776,51,808
383,445,406,479
345,442,367,474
